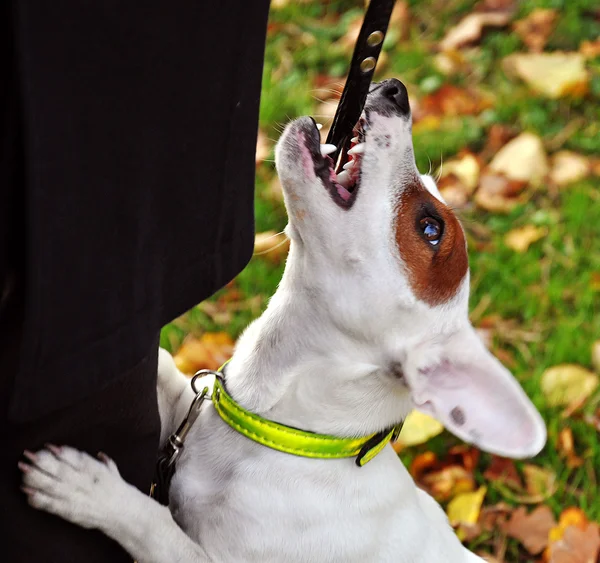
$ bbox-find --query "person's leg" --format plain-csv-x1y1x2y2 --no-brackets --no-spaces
0,292,161,562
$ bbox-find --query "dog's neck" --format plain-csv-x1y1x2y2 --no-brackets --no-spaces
222,245,411,439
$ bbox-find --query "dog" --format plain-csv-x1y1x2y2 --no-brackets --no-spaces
19,79,546,562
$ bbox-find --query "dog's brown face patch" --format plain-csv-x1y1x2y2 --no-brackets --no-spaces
395,179,468,305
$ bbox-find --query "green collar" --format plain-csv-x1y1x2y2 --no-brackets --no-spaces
211,377,402,467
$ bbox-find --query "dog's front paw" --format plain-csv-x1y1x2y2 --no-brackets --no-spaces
19,445,128,530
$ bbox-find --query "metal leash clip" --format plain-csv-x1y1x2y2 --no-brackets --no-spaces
151,370,221,504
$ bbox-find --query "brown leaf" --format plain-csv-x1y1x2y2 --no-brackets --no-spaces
254,231,290,263
549,151,591,186
174,332,235,374
548,520,600,563
513,9,558,52
439,152,481,192
557,427,584,469
522,464,557,501
440,10,513,51
580,38,600,59
475,173,527,213
256,130,270,165
484,456,523,490
541,364,599,407
503,52,590,99
504,225,547,253
420,84,492,117
503,505,556,554
488,132,548,185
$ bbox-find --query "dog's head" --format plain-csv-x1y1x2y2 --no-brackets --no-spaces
275,79,545,459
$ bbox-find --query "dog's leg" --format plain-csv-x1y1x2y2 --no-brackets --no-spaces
20,445,211,563
157,348,197,445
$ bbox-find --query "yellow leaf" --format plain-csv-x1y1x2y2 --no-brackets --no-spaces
439,152,480,193
254,231,290,263
550,150,591,186
503,52,590,99
447,486,487,527
540,364,599,407
489,132,548,185
592,341,600,373
504,225,547,253
396,410,444,448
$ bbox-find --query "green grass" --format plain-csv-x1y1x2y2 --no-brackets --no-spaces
162,0,600,554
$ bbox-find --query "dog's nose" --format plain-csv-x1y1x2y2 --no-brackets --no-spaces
380,79,410,114
368,78,410,116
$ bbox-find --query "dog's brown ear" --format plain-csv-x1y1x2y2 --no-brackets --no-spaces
406,327,546,459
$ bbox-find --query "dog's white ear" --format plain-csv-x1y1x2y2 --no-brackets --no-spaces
406,326,546,459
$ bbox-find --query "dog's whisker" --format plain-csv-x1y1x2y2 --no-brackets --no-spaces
253,234,289,257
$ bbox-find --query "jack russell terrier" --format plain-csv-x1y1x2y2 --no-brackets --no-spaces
20,79,546,562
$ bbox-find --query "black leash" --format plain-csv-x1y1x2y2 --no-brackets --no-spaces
326,0,396,164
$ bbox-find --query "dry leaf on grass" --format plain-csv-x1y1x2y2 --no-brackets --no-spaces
547,508,600,563
474,173,527,213
394,410,444,449
540,364,599,407
503,52,590,98
498,464,557,504
549,151,591,186
503,505,556,555
580,38,600,59
504,225,547,253
440,10,513,51
447,486,487,541
439,152,481,192
174,332,235,374
513,9,557,52
254,231,290,263
483,456,523,490
256,130,270,164
488,132,548,185
420,84,493,117
591,341,600,373
557,427,584,469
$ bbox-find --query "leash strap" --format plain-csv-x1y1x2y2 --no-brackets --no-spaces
326,0,396,164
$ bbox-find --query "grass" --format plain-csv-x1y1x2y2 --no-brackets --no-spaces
161,0,600,553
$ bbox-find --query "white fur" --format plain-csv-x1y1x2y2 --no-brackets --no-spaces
22,93,545,562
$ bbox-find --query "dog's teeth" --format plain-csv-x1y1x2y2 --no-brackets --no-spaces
316,123,323,130
337,170,352,187
320,144,337,156
343,161,354,170
351,136,359,143
348,143,365,155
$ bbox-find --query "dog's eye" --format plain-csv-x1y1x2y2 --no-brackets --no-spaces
419,217,442,246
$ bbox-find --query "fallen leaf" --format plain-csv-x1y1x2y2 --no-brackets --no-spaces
439,152,481,192
479,502,514,532
580,38,600,59
549,151,591,186
447,486,487,527
421,465,476,502
591,341,600,373
254,231,290,263
504,225,547,253
522,464,557,501
557,427,584,469
420,84,493,117
256,130,270,164
540,364,599,407
174,332,235,374
488,132,548,185
503,505,556,554
483,456,523,490
513,9,557,52
438,177,471,209
474,172,527,212
440,10,513,51
547,518,600,563
503,52,590,98
394,410,444,449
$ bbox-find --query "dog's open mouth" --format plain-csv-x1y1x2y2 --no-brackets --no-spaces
307,117,367,209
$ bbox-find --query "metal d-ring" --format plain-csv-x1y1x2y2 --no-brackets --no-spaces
191,369,222,395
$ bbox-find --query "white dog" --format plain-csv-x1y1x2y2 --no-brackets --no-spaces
20,79,546,562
